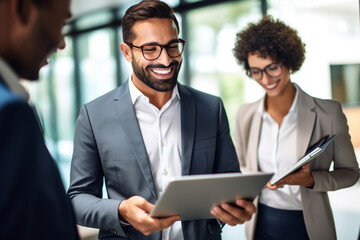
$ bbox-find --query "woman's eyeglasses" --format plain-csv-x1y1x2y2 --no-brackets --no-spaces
247,63,283,81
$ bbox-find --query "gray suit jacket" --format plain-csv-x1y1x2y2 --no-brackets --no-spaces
234,83,359,240
68,80,240,240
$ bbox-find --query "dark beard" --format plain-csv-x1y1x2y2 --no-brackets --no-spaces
132,59,181,92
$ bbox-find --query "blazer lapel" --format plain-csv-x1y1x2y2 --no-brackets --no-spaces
296,84,316,159
0,74,6,86
248,110,262,171
178,84,195,176
114,80,157,199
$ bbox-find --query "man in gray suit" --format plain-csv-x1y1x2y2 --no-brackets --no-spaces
67,1,256,239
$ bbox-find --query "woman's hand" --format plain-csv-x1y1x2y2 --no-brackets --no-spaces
267,163,314,190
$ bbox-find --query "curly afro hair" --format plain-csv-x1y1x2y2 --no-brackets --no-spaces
233,15,306,74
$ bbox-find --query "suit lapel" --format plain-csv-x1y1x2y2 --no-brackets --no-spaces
114,80,157,199
248,110,262,171
178,84,195,176
0,74,5,86
296,85,316,159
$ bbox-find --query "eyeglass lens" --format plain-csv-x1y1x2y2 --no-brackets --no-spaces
249,64,282,81
142,41,184,60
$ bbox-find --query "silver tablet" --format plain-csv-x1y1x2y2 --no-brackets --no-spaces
150,172,273,221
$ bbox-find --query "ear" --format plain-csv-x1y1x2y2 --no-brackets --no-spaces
13,0,35,25
120,42,133,63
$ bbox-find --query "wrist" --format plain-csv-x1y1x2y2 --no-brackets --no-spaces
304,174,314,188
118,200,128,223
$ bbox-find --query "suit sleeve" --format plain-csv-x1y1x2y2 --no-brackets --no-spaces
68,105,127,237
0,101,79,240
311,102,359,191
213,99,240,173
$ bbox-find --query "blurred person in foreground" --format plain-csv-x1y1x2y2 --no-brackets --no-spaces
0,0,79,239
233,15,359,240
67,0,256,239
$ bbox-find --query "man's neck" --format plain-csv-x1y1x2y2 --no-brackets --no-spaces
132,75,173,110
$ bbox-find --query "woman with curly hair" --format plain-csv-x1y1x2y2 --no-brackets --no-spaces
233,16,359,240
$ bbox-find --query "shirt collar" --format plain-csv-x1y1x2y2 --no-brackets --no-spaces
257,82,299,117
128,75,180,105
0,57,29,100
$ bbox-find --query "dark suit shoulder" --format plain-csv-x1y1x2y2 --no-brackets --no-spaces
0,97,36,132
0,91,79,240
178,84,222,104
0,85,34,133
0,83,26,109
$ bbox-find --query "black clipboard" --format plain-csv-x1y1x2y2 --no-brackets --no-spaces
270,133,336,185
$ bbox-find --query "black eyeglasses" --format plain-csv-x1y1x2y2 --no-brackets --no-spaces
247,63,283,81
126,39,186,61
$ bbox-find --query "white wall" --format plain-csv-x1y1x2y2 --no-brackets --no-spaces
266,0,360,100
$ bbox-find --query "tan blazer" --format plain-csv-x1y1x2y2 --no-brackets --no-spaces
234,84,359,240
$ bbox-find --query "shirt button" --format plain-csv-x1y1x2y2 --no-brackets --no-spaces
161,141,164,147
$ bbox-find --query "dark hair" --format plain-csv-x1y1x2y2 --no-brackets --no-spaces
233,15,305,73
32,0,52,6
122,0,180,43
17,0,52,8
16,0,52,16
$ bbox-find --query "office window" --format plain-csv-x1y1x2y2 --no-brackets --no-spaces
186,0,261,132
185,0,205,3
76,10,113,30
78,28,117,104
51,39,76,185
23,37,76,186
165,0,180,6
331,64,360,106
267,0,360,99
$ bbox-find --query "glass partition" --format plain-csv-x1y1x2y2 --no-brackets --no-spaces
187,0,261,133
23,37,76,186
78,28,117,105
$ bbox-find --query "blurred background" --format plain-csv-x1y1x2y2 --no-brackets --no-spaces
22,0,360,239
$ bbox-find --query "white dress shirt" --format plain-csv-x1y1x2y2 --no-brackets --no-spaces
0,57,29,100
258,84,303,210
129,77,184,240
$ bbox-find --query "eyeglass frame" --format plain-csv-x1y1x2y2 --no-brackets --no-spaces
246,63,283,81
125,38,186,61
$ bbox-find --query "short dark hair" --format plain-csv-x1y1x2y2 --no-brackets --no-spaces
16,0,52,16
17,0,52,8
233,15,306,73
32,0,52,6
122,0,180,43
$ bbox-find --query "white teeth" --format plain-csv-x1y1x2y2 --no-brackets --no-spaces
267,83,277,89
153,69,171,74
